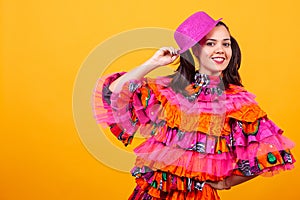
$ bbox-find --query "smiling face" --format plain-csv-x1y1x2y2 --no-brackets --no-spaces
192,25,232,76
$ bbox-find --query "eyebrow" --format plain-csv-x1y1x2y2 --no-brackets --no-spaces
206,38,231,41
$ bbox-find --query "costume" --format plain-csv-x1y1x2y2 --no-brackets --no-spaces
92,71,295,200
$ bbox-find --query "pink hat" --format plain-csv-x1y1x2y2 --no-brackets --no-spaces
174,11,222,54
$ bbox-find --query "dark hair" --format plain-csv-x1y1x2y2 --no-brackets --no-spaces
169,21,242,95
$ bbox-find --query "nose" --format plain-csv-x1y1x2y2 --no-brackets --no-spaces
214,44,225,54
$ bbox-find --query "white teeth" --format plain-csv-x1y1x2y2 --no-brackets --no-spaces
212,57,224,62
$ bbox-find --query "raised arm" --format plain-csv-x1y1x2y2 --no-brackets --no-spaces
109,47,179,93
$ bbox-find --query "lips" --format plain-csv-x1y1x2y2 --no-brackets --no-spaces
212,57,225,64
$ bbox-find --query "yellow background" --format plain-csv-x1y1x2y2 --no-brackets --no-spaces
1,0,299,199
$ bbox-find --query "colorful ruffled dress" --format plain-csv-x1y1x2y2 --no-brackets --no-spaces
92,71,295,200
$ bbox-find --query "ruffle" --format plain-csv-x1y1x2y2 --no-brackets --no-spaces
142,78,227,135
149,78,227,109
233,117,295,159
233,150,295,177
147,78,227,131
92,72,146,145
132,115,295,176
129,170,220,200
131,165,225,182
153,126,231,153
133,138,237,177
231,117,295,176
146,78,267,132
149,78,262,114
92,72,125,127
92,72,295,179
92,73,268,144
233,118,294,149
225,85,267,122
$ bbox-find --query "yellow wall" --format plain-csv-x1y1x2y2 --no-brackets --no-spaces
1,0,299,199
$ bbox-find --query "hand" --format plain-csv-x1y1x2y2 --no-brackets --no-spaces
206,179,231,190
148,47,180,67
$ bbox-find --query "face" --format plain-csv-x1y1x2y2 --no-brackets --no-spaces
192,25,232,76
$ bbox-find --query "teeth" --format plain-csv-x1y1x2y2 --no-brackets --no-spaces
212,57,224,62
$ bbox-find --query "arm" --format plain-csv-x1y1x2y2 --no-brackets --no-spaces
207,175,258,190
109,47,179,93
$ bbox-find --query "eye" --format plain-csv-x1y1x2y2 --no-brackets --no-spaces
223,43,231,47
206,42,215,46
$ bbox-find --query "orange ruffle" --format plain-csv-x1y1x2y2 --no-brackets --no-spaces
232,148,295,176
145,80,266,134
132,172,221,200
160,165,226,181
228,104,266,122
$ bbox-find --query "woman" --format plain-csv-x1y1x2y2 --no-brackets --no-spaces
93,11,295,199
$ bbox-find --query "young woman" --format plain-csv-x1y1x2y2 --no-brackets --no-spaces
93,11,295,200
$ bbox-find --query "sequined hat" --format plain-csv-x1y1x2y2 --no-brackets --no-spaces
174,11,222,54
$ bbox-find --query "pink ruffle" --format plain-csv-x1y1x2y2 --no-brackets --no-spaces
152,126,230,154
232,118,295,160
92,72,295,177
148,77,260,115
260,163,295,177
92,73,125,127
134,137,237,177
225,90,257,111
152,77,227,115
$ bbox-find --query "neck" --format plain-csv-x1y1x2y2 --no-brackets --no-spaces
198,67,222,76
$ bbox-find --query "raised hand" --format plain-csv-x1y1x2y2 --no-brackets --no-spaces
148,47,180,68
109,47,180,93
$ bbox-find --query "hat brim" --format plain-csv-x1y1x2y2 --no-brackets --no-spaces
178,18,222,54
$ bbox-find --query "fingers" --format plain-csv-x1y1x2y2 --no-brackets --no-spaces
151,46,180,66
169,47,179,55
159,47,180,56
171,54,179,62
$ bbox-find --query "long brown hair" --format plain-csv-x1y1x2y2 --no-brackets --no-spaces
169,21,242,95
